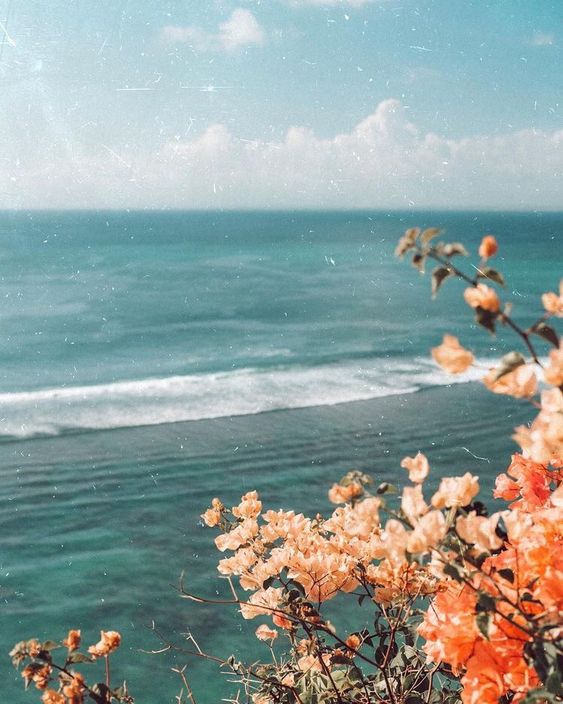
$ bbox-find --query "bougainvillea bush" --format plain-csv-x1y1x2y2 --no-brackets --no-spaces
11,230,562,704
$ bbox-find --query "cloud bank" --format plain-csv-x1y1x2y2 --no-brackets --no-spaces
160,9,264,52
2,99,562,210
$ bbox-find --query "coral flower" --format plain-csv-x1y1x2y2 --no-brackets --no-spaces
432,334,474,374
87,630,121,658
255,624,278,642
22,664,52,690
328,481,363,504
478,234,498,259
42,691,66,704
431,472,479,509
400,452,430,484
463,284,500,312
544,343,563,387
62,629,81,652
232,491,262,519
541,280,563,317
483,364,537,399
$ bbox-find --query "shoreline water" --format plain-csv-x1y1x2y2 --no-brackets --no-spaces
3,382,531,702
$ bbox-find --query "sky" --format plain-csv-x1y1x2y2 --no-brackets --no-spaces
0,0,561,210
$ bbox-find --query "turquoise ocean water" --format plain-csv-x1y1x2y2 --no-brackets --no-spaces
1,210,561,701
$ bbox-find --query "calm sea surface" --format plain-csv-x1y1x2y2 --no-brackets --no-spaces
1,210,560,701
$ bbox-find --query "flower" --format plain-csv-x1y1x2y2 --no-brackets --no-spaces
215,518,259,552
513,388,563,463
401,485,428,523
544,343,563,387
42,691,66,704
400,452,430,483
328,481,363,504
62,629,81,652
22,664,52,690
255,624,278,642
456,512,503,554
483,364,537,399
232,491,262,519
201,498,223,527
541,280,563,317
463,284,500,312
87,631,121,658
62,672,86,704
478,235,498,259
431,472,479,509
431,334,474,374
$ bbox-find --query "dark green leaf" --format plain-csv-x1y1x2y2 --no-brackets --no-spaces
431,266,452,298
412,252,427,273
475,306,497,334
476,611,491,639
443,563,463,582
492,351,526,381
478,267,505,286
497,568,514,583
531,322,560,348
41,641,60,652
477,593,496,612
68,652,94,664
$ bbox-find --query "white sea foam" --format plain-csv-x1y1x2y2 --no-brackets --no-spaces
0,358,492,438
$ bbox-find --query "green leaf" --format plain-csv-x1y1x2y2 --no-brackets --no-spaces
412,252,426,273
497,568,514,583
478,267,505,286
475,306,497,334
477,592,496,611
420,227,441,244
41,641,60,652
476,611,491,639
531,322,560,348
431,266,452,298
443,563,463,582
67,652,94,664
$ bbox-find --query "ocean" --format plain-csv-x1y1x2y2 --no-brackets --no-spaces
1,210,560,702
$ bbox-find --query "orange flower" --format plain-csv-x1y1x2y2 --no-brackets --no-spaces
201,498,223,527
345,634,361,652
478,234,498,259
431,472,479,509
483,364,537,399
41,691,66,704
544,343,563,387
62,629,81,652
400,452,429,483
62,672,86,704
22,664,52,690
541,280,563,317
401,484,428,523
463,284,500,312
494,454,553,511
431,334,474,374
255,624,278,642
328,481,363,504
87,630,121,658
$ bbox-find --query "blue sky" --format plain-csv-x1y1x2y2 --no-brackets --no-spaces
1,0,561,209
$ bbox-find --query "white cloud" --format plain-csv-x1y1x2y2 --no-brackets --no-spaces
529,32,555,46
2,100,563,210
160,9,264,52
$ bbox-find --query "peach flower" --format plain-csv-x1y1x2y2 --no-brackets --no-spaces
400,452,430,483
483,364,537,399
62,672,86,704
201,498,223,527
455,512,503,553
232,491,262,519
463,284,500,312
22,664,51,690
255,624,278,641
544,343,563,387
542,280,563,317
328,481,363,504
87,630,121,658
431,334,474,374
214,518,259,552
478,234,498,259
431,472,479,509
62,629,81,652
42,691,66,704
401,485,428,523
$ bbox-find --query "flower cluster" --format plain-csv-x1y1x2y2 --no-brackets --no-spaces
9,630,131,704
